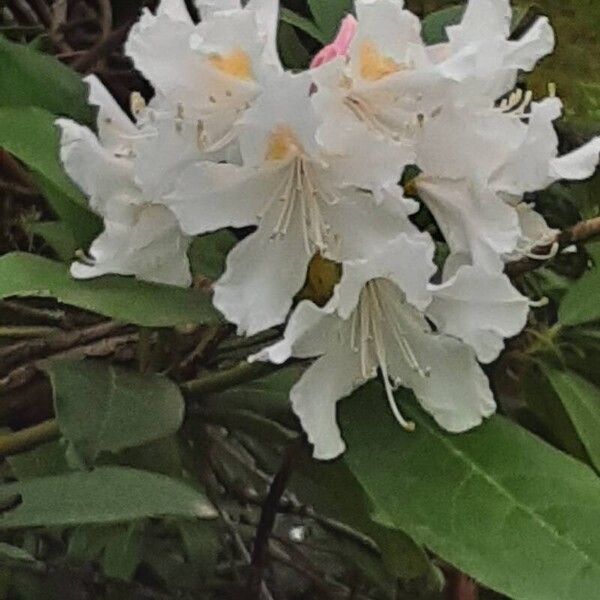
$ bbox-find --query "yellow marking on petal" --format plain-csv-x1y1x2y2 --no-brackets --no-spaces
265,126,301,162
209,48,254,81
359,41,401,81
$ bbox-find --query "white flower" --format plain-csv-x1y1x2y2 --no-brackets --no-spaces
168,70,420,335
252,234,497,460
58,76,191,287
125,0,279,156
310,0,436,186
427,265,530,363
415,96,600,269
429,0,555,104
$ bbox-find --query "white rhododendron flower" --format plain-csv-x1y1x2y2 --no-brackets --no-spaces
416,96,600,270
168,71,418,334
428,0,555,104
55,0,600,460
58,76,191,286
253,235,500,460
125,0,279,156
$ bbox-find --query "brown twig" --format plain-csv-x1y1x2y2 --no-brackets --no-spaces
71,21,132,73
0,419,59,456
506,216,600,276
248,439,303,599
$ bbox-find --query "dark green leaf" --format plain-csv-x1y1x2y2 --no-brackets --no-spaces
26,221,78,263
41,360,185,466
0,252,222,327
280,8,328,44
340,383,600,600
308,0,353,42
0,467,216,529
0,107,101,247
421,5,465,45
278,21,312,70
559,242,600,326
0,35,94,125
7,442,70,481
543,367,600,472
101,522,145,581
188,230,236,281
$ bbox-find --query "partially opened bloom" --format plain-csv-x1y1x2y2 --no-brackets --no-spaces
310,0,435,181
168,70,418,335
253,235,498,460
58,76,191,286
310,15,358,68
415,96,600,270
429,0,555,105
125,0,279,156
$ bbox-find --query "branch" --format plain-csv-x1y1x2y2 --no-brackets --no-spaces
506,216,600,276
247,439,303,598
0,419,59,456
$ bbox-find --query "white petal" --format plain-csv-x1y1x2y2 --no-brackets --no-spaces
156,0,192,21
125,9,200,103
72,205,191,287
291,340,364,460
447,0,511,43
213,204,312,335
330,233,435,319
490,98,563,194
386,307,496,432
57,119,138,217
322,187,420,262
85,75,136,150
167,161,278,235
428,265,529,363
416,177,520,270
549,137,600,182
239,71,318,167
251,300,339,364
504,16,555,71
195,0,241,20
245,0,281,70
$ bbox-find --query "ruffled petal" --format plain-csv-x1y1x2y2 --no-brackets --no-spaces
330,233,436,319
427,265,529,363
85,75,136,151
386,306,496,432
549,137,600,182
290,341,364,460
213,203,312,335
156,0,192,21
416,176,520,270
57,119,138,217
71,205,191,287
167,161,278,234
251,300,339,364
195,0,241,20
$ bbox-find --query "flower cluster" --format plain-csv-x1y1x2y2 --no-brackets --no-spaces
58,0,600,460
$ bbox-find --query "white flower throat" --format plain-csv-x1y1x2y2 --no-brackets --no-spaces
350,279,431,430
263,127,340,255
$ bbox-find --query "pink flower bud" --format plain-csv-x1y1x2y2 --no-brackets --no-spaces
310,14,358,68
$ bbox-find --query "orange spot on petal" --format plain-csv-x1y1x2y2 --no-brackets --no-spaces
359,41,401,81
209,49,254,81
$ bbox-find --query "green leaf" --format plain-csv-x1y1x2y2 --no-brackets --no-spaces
421,5,465,45
280,8,328,45
308,0,353,42
188,230,236,281
101,522,145,581
7,442,70,481
543,367,600,472
277,20,312,70
559,242,600,326
340,383,600,600
0,35,94,125
26,221,78,263
0,106,101,247
41,360,185,466
0,543,36,564
0,467,216,529
0,252,221,327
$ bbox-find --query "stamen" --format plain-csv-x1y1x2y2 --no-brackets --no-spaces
343,95,405,141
